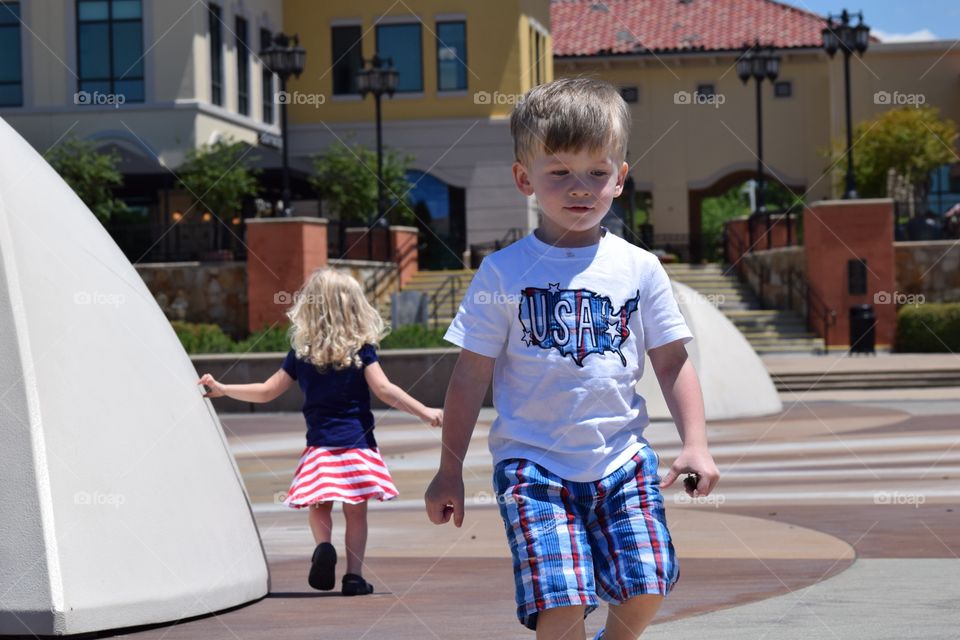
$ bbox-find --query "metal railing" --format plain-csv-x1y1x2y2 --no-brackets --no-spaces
429,273,468,327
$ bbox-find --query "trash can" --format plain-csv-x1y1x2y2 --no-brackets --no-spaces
849,304,876,354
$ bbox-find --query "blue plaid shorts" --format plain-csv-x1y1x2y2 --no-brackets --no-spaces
493,446,679,630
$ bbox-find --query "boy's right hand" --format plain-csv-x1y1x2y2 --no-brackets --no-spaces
197,373,226,398
424,471,465,527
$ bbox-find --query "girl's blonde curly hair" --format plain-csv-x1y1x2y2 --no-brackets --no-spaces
285,268,387,370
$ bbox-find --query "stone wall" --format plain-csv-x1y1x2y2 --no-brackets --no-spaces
895,241,960,302
740,246,806,313
136,261,248,338
136,259,398,338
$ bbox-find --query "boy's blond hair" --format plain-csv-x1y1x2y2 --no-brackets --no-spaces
510,77,631,166
286,268,387,370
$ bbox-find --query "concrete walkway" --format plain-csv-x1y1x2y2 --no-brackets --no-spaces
101,375,960,639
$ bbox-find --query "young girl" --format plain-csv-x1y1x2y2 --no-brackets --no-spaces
198,268,442,596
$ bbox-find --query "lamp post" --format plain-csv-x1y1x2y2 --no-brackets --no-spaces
259,32,306,216
737,41,781,250
356,55,398,259
822,10,870,199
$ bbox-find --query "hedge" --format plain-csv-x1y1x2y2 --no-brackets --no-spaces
895,303,960,352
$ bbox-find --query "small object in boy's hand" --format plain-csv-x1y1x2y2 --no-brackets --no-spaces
683,473,701,493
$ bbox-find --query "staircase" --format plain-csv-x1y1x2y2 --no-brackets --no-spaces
385,269,476,329
663,263,825,355
391,263,825,354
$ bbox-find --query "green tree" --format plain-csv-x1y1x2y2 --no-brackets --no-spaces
176,137,261,220
310,141,416,226
45,137,130,222
831,106,958,202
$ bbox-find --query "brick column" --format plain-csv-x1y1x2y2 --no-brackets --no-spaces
389,225,419,288
245,217,328,332
342,225,419,288
804,199,896,350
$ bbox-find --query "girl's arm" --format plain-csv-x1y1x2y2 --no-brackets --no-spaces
364,362,443,426
198,369,295,404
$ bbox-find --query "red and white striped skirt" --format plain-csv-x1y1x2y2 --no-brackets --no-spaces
284,446,399,508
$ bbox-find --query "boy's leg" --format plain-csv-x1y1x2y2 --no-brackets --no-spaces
588,447,679,638
536,605,588,640
342,500,368,575
308,501,334,544
603,594,663,639
494,458,599,631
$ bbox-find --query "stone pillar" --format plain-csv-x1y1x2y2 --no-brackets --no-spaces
390,225,419,288
804,199,896,350
245,217,328,332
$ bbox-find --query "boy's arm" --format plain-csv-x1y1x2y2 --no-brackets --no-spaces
364,362,443,426
648,340,720,496
424,348,495,527
198,369,294,403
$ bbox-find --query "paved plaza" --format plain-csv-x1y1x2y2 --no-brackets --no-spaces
100,358,960,640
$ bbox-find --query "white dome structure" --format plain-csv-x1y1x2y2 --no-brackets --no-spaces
639,282,783,421
0,117,268,635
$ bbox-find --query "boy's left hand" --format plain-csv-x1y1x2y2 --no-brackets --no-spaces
661,446,720,497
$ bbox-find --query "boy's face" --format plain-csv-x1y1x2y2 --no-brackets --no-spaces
512,147,629,244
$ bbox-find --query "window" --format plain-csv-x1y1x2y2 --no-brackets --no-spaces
696,83,715,97
235,16,249,115
620,86,638,103
774,80,792,98
261,28,274,123
376,23,422,93
436,21,466,91
0,2,22,107
529,26,546,86
209,3,222,105
76,0,144,102
331,25,362,95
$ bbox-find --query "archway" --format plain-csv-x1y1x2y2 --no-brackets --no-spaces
688,169,805,263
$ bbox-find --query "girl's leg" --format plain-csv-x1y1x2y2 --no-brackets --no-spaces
308,501,334,545
341,500,368,575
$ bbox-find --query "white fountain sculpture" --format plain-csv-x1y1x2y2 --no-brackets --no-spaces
0,117,269,635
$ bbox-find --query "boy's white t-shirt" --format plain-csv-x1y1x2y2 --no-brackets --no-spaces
444,228,694,482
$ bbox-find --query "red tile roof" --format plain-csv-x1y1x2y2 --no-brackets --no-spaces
551,0,830,57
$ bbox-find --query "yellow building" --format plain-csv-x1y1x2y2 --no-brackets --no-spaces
1,0,958,267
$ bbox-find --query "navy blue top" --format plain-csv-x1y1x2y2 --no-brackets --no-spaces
281,344,379,449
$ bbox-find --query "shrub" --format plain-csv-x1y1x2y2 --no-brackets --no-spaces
380,324,449,349
895,303,960,352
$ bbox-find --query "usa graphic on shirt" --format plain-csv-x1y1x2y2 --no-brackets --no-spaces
517,282,640,367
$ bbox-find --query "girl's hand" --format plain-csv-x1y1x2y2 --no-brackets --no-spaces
423,408,443,427
197,373,227,398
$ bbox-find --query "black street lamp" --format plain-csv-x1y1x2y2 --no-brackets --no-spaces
822,9,870,199
356,55,398,259
259,32,306,216
737,41,781,249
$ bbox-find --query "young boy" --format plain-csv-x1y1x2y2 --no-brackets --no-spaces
424,77,719,640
